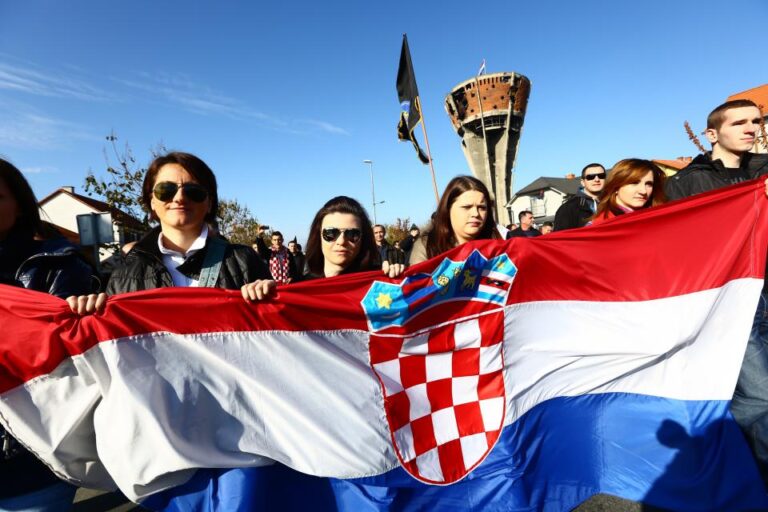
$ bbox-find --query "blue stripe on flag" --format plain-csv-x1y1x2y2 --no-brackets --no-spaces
143,393,767,511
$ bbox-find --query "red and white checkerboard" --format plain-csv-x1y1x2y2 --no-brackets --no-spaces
370,310,506,484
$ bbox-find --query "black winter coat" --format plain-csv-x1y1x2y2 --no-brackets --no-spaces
506,227,541,239
1,238,97,298
665,152,768,201
106,228,270,294
554,193,598,231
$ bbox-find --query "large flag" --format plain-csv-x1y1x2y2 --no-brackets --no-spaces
396,34,429,164
2,179,768,511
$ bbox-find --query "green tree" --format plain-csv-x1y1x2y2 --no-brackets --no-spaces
217,198,260,245
385,217,412,245
83,131,164,226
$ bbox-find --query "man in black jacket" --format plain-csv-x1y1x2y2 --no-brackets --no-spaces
554,163,606,231
506,211,541,238
666,100,768,200
664,99,768,484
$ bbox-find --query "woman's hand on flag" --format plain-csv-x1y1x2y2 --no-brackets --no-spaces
66,293,107,315
241,280,277,301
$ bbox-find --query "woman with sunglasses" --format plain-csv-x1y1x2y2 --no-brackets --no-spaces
68,152,274,314
590,159,667,225
303,196,403,279
409,175,501,265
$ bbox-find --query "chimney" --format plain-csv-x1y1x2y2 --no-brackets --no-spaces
61,186,75,193
565,173,576,179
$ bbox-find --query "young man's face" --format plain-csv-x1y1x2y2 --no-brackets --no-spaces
580,165,606,196
288,241,296,253
373,226,386,244
707,106,762,156
271,235,283,247
520,213,533,228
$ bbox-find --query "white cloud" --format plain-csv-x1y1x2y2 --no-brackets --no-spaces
21,165,58,174
0,60,117,102
113,72,347,136
300,119,350,135
0,108,96,150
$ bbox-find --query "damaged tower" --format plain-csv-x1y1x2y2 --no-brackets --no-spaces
444,72,531,225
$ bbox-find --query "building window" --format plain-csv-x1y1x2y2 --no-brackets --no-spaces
530,196,546,218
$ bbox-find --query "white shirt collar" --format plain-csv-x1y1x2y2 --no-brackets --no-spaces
157,225,209,288
157,224,209,258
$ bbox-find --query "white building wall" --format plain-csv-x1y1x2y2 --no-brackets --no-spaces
508,189,568,223
39,194,97,233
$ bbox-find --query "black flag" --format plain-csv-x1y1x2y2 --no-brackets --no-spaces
396,34,429,164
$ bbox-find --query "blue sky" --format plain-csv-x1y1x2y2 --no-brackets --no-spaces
1,0,766,244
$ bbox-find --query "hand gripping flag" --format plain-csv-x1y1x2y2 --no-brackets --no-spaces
396,34,429,164
2,179,768,511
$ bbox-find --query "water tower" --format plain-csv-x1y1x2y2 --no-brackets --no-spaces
444,72,530,225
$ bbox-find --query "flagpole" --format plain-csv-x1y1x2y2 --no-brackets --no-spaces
415,96,440,203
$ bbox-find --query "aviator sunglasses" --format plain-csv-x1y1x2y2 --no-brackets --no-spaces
583,172,606,181
153,182,209,203
322,227,362,243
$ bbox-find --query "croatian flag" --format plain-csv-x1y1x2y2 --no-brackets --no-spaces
1,179,768,511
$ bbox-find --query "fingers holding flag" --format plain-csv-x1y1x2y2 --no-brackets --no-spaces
241,280,277,301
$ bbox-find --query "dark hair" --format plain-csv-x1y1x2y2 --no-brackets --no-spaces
271,231,283,239
142,152,218,224
518,210,533,222
425,176,499,259
542,221,554,228
305,196,379,276
581,163,605,179
707,99,761,130
373,224,385,231
0,158,42,240
594,159,666,219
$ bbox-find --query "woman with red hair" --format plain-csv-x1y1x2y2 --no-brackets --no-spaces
591,159,667,225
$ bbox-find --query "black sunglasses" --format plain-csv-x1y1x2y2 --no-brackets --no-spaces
322,227,362,243
583,172,606,181
153,182,209,203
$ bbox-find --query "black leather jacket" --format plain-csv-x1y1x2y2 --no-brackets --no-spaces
665,152,768,201
6,238,97,298
106,228,270,294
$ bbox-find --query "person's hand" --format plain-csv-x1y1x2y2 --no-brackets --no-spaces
383,247,406,278
241,280,277,301
764,177,768,198
382,260,405,278
66,293,107,315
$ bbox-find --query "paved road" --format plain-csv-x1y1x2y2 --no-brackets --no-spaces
74,488,666,511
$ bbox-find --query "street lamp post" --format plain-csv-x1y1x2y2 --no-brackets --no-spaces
363,159,379,224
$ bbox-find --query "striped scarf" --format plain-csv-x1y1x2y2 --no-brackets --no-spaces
269,246,291,284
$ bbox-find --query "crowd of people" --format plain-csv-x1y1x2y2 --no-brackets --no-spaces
1,98,768,509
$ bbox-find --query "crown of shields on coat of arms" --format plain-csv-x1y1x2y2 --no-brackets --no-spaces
361,250,517,484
